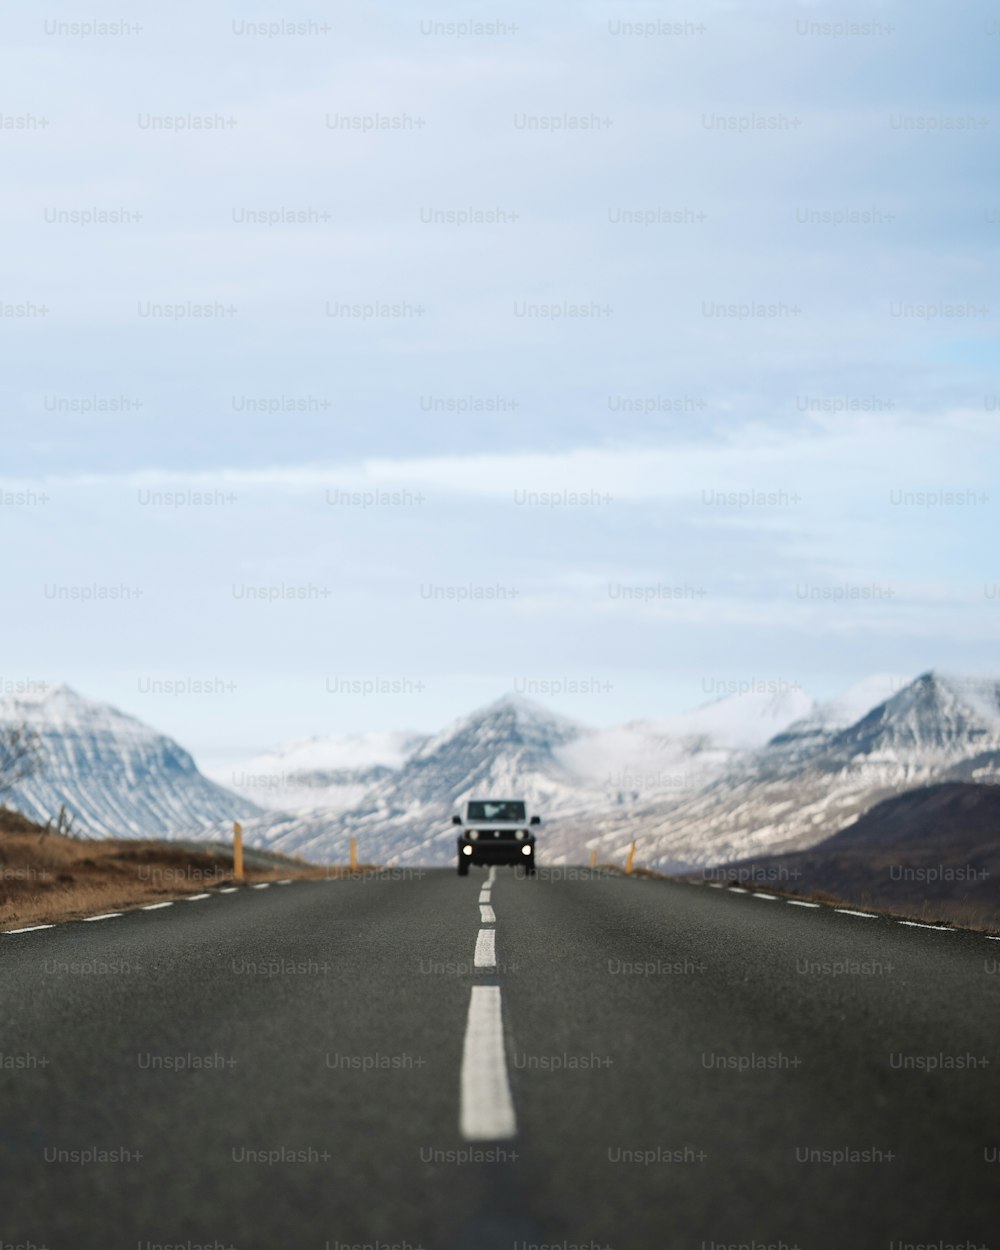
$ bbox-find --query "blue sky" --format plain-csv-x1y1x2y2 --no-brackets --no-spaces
1,0,998,764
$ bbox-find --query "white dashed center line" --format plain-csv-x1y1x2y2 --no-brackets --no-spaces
218,887,239,894
787,900,821,908
897,921,952,931
5,924,55,934
479,904,496,924
488,867,497,884
460,986,516,1141
835,909,877,918
252,883,270,890
753,893,779,900
82,913,122,922
141,902,174,911
186,893,211,902
730,887,748,894
474,928,496,970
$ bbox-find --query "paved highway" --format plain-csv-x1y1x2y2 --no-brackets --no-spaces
0,868,997,1248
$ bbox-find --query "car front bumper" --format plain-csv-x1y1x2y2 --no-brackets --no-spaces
459,838,535,864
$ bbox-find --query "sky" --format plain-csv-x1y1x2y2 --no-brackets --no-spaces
1,0,998,767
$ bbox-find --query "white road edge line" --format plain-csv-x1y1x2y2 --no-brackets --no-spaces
186,893,211,901
480,904,496,924
474,928,496,970
460,986,516,1140
82,913,122,922
835,909,877,918
898,921,952,931
787,900,821,908
141,902,174,911
5,924,56,934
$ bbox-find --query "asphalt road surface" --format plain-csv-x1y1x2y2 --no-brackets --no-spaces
1,867,997,1249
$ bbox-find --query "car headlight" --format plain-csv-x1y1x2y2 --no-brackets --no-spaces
468,830,479,840
515,829,527,840
521,844,532,855
462,845,474,856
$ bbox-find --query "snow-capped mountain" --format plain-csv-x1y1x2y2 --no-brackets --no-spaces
208,730,428,812
224,694,592,864
548,671,1000,871
219,687,816,865
0,684,261,836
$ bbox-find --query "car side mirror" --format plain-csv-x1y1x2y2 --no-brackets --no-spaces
452,814,462,825
530,815,540,825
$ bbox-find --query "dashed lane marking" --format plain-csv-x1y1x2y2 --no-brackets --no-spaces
474,928,496,970
460,986,516,1141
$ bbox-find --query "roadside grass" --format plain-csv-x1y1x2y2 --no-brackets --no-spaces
0,808,368,930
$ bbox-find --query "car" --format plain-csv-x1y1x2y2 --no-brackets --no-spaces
453,799,540,876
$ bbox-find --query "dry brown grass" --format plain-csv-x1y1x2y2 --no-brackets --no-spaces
0,808,365,930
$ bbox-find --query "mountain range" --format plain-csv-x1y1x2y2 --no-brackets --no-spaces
3,672,1000,872
545,672,1000,870
199,687,818,864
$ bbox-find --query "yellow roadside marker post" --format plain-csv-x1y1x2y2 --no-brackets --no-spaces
233,821,244,883
625,841,637,875
350,836,358,872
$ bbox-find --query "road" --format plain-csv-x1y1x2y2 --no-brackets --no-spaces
0,867,997,1249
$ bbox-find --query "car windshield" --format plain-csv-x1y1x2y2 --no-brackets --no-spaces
466,800,526,822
